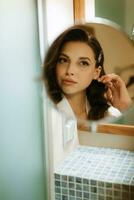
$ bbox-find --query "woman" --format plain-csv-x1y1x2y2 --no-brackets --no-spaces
42,24,132,120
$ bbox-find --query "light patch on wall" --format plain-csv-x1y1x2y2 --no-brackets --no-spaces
45,0,74,44
85,0,95,21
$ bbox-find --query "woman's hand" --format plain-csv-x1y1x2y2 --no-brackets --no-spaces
98,73,132,111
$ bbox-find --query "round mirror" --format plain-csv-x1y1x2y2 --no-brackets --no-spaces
43,19,134,134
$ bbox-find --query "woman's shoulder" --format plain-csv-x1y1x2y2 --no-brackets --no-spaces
56,96,76,118
107,105,122,117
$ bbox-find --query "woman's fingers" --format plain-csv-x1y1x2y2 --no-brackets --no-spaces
98,73,120,82
98,73,132,111
98,74,124,88
106,88,113,102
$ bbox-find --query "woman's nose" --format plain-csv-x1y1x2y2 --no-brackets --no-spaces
66,62,75,75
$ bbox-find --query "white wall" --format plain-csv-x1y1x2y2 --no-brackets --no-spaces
46,0,74,44
43,0,75,167
85,0,95,22
41,1,75,199
79,131,134,150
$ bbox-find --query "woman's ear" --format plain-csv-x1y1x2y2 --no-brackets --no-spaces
93,66,102,80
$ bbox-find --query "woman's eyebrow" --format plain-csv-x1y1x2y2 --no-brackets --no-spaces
79,57,91,61
59,53,69,58
59,54,93,62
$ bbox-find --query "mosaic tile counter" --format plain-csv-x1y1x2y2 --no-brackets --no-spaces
54,146,134,200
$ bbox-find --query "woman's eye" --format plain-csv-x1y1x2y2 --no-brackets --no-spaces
80,60,90,67
58,57,68,64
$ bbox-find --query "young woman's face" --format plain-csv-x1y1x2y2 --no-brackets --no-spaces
56,41,101,97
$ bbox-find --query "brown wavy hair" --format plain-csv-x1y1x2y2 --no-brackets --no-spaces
42,24,109,120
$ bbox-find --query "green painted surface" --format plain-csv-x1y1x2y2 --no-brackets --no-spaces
95,0,125,29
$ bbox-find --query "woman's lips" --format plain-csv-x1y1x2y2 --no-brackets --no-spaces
62,79,77,85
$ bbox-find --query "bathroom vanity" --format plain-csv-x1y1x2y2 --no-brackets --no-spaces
54,146,134,200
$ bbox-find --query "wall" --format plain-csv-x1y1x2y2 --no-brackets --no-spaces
41,1,74,199
85,0,95,21
95,0,134,37
0,0,46,199
95,0,125,30
45,0,74,44
43,0,75,167
125,0,134,36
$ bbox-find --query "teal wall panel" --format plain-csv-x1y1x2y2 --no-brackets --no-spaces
95,0,125,29
0,0,46,199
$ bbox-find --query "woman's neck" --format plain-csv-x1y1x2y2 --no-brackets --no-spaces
66,93,88,120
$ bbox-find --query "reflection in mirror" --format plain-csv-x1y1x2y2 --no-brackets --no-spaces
77,103,134,136
42,20,134,136
94,0,134,37
86,18,134,102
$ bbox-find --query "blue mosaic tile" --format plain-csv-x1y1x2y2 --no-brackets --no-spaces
54,146,134,200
